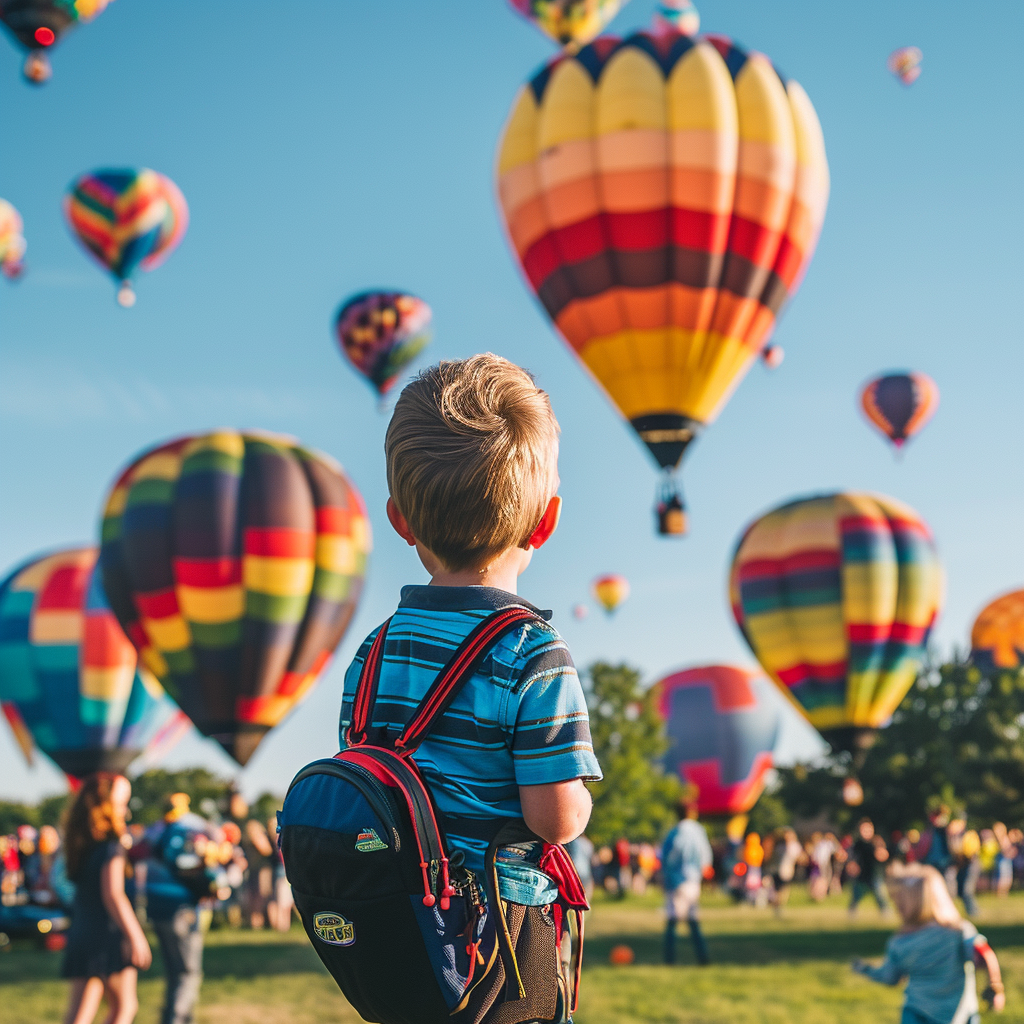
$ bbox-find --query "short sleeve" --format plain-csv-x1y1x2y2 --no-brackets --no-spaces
506,640,602,786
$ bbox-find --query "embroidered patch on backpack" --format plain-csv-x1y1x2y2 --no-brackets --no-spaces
355,828,388,852
313,911,355,946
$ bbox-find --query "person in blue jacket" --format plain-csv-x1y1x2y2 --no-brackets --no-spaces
661,800,713,966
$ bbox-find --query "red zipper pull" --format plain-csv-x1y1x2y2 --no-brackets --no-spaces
439,857,456,910
419,861,436,907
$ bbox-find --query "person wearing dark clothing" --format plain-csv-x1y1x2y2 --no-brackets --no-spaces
61,773,151,1024
849,818,889,914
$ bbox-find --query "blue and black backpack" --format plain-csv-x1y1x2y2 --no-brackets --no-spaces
279,606,589,1024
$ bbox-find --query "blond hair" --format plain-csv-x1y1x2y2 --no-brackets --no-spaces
886,862,962,931
386,354,559,571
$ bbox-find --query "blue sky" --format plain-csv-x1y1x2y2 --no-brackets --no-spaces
2,0,1021,801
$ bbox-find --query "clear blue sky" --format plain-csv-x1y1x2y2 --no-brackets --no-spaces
2,0,1021,801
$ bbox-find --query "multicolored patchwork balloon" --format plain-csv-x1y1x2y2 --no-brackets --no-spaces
888,46,922,86
496,30,829,534
729,492,943,751
592,574,629,614
333,291,432,398
507,0,627,49
0,547,186,779
0,198,26,279
98,431,371,766
0,0,114,83
971,589,1024,673
64,168,188,307
653,0,698,36
654,665,779,817
860,371,939,450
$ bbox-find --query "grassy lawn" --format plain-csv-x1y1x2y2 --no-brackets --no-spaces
4,890,1023,1023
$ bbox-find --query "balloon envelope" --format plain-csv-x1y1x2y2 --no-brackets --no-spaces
592,574,629,613
729,492,943,747
971,589,1024,673
507,0,626,48
655,664,779,816
496,30,829,525
333,291,432,397
0,547,183,778
98,430,371,766
888,46,922,85
64,169,188,304
0,198,26,278
0,0,113,81
860,372,938,449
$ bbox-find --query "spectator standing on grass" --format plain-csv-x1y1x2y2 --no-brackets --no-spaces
265,816,293,932
661,801,712,966
853,862,1004,1024
61,773,151,1024
849,818,890,915
769,827,805,914
955,826,982,918
993,823,1016,898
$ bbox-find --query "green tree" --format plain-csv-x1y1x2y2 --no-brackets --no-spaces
128,767,232,825
584,662,680,846
251,792,284,825
775,658,1024,833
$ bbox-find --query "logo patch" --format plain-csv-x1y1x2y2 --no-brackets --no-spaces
355,828,388,852
313,911,355,946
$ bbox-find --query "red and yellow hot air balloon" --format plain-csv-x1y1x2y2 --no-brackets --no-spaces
0,198,27,279
971,589,1024,674
496,28,829,535
729,492,943,755
98,431,370,766
592,573,629,613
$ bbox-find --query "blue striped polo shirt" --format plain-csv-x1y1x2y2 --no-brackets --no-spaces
338,585,602,872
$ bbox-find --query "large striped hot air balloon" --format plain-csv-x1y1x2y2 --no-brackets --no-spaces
496,28,829,535
729,493,943,753
0,547,186,779
0,0,114,83
98,431,371,766
654,664,779,816
64,168,188,306
0,198,27,279
860,371,939,451
971,589,1024,674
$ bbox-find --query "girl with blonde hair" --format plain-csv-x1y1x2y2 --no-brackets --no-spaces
853,862,1004,1023
61,773,151,1024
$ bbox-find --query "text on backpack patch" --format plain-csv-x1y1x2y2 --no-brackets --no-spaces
355,828,388,852
313,911,356,946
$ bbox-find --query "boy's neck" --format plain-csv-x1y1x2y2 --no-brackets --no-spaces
426,546,527,594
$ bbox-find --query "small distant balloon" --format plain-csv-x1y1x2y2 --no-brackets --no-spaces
971,590,1024,673
652,0,698,35
0,198,26,279
506,0,627,48
888,46,922,85
0,0,114,84
572,603,588,621
333,291,432,398
592,574,629,614
761,344,784,370
64,169,188,306
860,372,939,450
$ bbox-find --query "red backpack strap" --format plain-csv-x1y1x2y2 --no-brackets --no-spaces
394,605,541,755
345,617,391,746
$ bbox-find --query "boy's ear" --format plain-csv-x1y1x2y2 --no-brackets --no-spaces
526,496,561,551
386,497,417,547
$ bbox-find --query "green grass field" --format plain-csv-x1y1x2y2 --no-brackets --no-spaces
4,890,1024,1024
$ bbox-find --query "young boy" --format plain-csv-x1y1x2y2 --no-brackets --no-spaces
338,353,601,873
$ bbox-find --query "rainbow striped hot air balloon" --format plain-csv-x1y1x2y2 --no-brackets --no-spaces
729,493,943,754
64,168,188,306
860,371,939,451
971,589,1024,674
654,664,779,817
496,28,829,535
0,547,186,780
0,198,27,279
98,431,371,766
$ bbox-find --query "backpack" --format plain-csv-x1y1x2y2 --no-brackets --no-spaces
279,605,589,1024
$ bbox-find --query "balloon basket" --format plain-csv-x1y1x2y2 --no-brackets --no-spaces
656,482,687,536
116,282,136,308
23,51,52,85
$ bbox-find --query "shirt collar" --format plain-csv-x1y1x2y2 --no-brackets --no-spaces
398,585,552,621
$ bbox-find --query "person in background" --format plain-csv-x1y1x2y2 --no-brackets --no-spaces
241,818,274,928
265,816,293,932
849,818,890,915
565,833,595,902
853,863,1004,1024
978,829,999,892
742,832,765,905
26,824,74,909
661,801,712,966
142,793,216,1024
614,836,632,899
809,831,837,901
769,827,806,915
955,826,982,918
919,807,953,881
993,823,1016,898
61,773,151,1024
